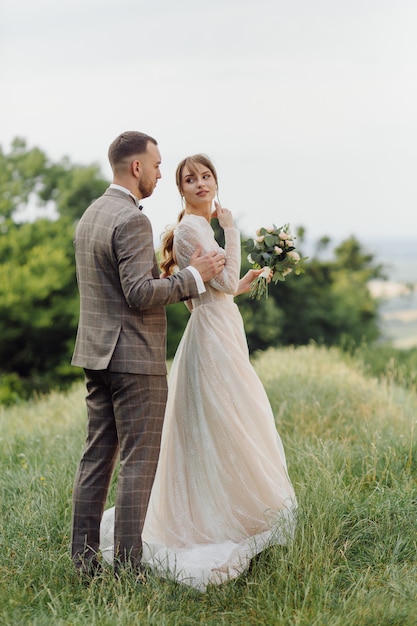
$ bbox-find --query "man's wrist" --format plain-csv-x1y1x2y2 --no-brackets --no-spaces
186,265,206,294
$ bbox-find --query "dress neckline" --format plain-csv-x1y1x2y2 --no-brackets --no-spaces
183,213,210,224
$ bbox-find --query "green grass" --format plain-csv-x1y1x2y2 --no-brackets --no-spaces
1,345,416,625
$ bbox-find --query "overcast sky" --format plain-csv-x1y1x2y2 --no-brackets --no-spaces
1,0,416,251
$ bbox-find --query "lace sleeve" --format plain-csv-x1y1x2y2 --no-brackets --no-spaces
174,217,241,295
209,227,240,294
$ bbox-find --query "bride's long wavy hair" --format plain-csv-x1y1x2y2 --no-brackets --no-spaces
160,154,219,276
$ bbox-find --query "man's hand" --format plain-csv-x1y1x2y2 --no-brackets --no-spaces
189,246,225,282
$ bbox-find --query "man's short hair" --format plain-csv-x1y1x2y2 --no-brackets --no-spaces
108,131,157,169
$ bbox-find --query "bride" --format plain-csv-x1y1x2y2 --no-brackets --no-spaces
100,154,297,591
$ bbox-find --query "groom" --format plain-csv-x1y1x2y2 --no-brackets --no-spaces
71,131,225,577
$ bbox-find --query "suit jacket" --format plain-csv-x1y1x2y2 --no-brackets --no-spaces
71,188,198,375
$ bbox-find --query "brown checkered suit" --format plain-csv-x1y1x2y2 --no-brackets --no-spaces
71,187,198,571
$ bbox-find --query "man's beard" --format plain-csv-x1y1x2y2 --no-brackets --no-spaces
138,176,155,199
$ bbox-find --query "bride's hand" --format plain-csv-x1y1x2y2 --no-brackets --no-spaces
212,201,234,230
235,268,272,296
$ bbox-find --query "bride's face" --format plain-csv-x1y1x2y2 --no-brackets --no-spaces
181,163,217,207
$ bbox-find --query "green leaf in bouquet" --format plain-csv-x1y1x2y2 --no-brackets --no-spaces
264,234,275,247
252,251,264,265
246,222,306,298
262,252,273,264
244,238,255,253
273,270,286,282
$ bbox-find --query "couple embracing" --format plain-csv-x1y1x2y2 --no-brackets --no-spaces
71,131,296,591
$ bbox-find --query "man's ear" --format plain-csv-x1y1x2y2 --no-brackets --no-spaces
131,159,141,178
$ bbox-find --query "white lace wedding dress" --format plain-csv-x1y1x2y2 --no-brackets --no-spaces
100,215,297,591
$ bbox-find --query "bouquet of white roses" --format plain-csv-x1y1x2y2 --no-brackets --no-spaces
244,223,306,300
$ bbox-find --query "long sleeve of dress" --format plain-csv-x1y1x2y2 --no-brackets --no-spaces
174,216,241,295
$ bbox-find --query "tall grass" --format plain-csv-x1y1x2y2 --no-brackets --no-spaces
1,345,416,625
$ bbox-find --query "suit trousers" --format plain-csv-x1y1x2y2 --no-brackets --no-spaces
71,369,168,571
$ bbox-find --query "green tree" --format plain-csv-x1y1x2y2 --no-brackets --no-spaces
0,218,81,399
0,138,48,221
42,159,108,222
0,137,108,402
0,137,389,404
0,137,107,222
267,235,384,348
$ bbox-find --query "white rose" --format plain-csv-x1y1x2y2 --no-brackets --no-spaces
282,268,293,276
279,231,289,240
274,246,283,254
287,250,300,261
255,235,265,243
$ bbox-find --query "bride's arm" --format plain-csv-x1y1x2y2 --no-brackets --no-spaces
208,226,240,294
212,203,271,297
234,268,271,296
174,218,240,295
206,202,241,294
